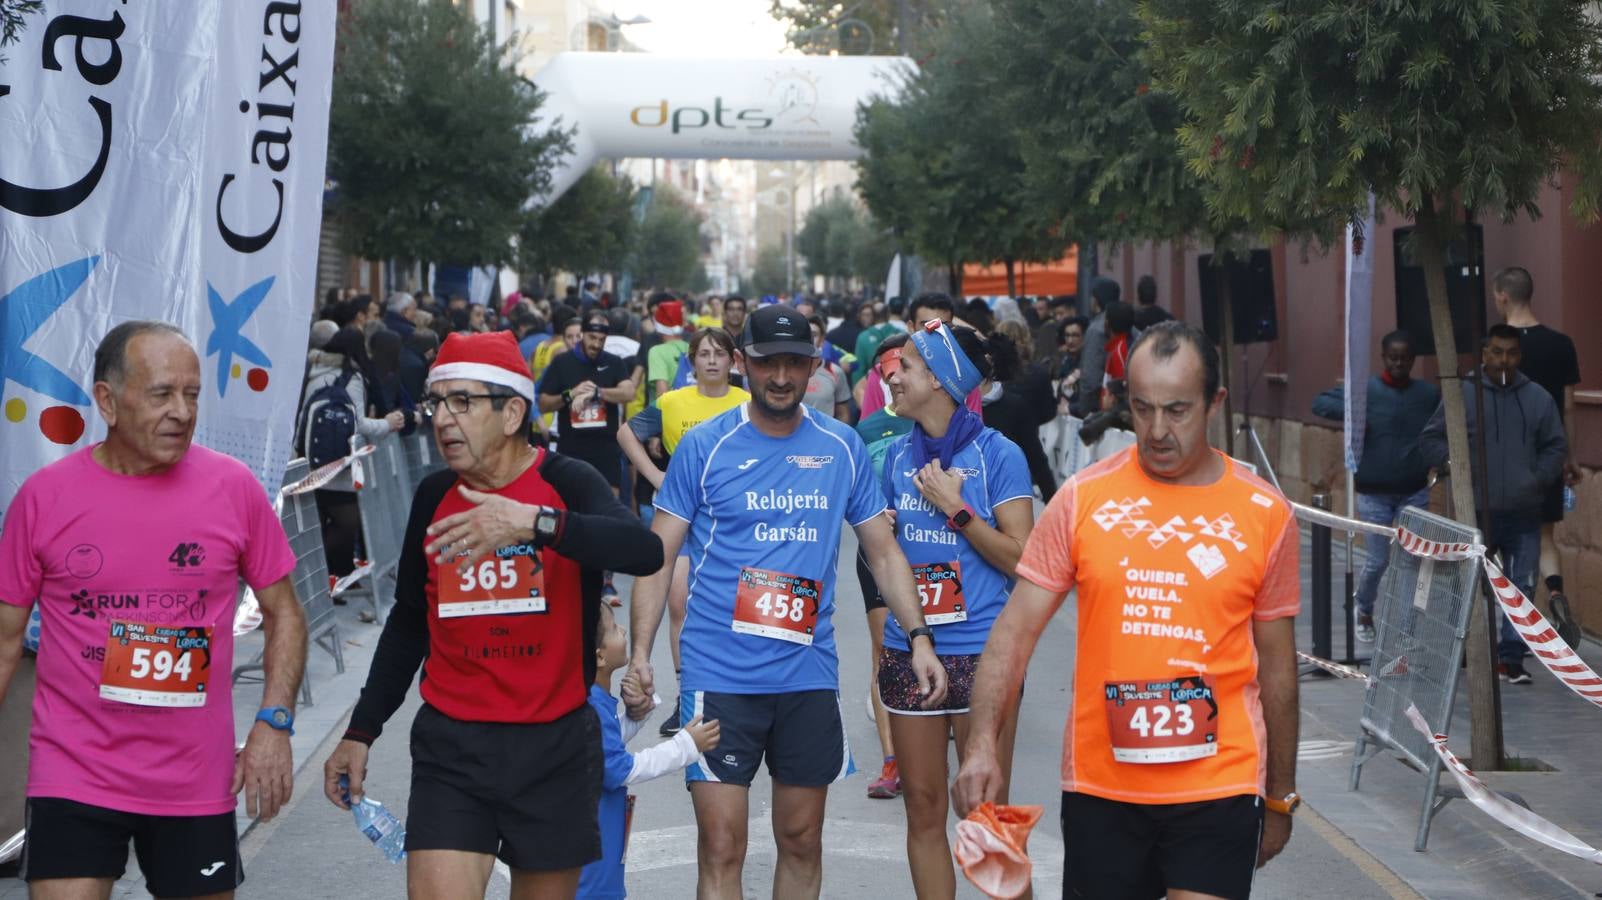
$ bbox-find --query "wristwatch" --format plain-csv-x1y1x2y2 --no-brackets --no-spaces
562,389,574,405
946,505,977,531
256,706,295,736
1265,791,1301,816
906,626,936,650
532,506,563,547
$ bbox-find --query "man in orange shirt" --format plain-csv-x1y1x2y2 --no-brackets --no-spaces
954,321,1301,900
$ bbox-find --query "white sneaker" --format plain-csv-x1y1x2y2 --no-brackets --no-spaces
1356,616,1376,644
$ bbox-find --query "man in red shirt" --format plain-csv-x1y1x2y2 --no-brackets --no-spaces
323,331,662,899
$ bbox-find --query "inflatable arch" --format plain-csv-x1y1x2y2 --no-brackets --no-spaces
529,53,914,202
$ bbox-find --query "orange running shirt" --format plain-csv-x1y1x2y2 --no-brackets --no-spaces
1016,447,1299,805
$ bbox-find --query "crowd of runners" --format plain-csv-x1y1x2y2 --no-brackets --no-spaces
0,292,1305,900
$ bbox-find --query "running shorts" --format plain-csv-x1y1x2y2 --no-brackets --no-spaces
407,702,603,871
680,690,855,787
877,646,978,714
21,797,242,898
1060,791,1264,900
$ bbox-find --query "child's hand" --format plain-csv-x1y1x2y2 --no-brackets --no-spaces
620,673,651,719
684,715,720,753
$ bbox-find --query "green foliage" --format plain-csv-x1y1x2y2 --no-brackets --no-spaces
634,187,706,291
519,166,637,280
0,0,42,63
1139,0,1602,243
328,0,572,267
994,0,1207,245
798,192,860,281
751,243,791,296
854,6,1069,286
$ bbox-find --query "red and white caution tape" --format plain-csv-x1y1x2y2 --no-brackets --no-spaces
331,562,373,598
1291,502,1602,712
1297,651,1373,683
1480,556,1602,709
280,444,377,496
1405,704,1602,864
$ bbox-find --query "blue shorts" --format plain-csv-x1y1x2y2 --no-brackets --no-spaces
680,689,855,788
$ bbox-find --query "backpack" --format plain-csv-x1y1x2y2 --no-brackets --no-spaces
299,369,358,467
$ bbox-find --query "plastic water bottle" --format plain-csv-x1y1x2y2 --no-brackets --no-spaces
1563,485,1577,512
340,776,406,862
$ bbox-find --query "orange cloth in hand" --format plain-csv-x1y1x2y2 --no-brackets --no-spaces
952,802,1044,899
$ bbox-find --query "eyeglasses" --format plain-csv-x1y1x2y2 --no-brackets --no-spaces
422,392,500,417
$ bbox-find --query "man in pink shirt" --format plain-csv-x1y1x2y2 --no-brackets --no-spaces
0,321,306,899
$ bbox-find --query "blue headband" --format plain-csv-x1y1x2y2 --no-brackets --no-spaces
910,319,982,404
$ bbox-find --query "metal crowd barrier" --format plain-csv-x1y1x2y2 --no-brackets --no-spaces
1049,414,1136,482
1348,505,1483,851
232,458,344,707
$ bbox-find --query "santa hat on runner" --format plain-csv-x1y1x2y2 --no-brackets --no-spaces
654,301,684,337
427,331,535,401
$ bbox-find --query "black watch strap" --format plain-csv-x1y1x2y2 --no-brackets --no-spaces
907,625,936,649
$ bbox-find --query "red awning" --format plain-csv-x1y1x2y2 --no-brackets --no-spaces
963,247,1078,296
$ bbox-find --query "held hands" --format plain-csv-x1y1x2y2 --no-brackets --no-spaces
912,459,966,518
620,671,654,721
322,739,371,810
682,715,721,753
424,486,534,569
233,721,294,820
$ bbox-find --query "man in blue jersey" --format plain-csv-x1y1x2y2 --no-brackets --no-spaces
626,304,947,900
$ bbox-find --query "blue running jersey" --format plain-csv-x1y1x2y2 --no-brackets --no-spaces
881,429,1033,654
654,404,886,693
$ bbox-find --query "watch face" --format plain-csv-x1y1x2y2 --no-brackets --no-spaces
953,510,972,526
270,709,290,727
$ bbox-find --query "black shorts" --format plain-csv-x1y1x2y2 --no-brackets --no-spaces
856,549,886,613
1061,791,1264,900
407,702,603,871
1541,482,1565,523
878,646,978,714
680,690,855,787
21,797,241,897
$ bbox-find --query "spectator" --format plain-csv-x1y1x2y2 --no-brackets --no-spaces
382,292,417,339
299,327,405,586
1420,325,1566,685
986,320,1058,501
446,294,469,314
959,298,995,335
1074,277,1121,416
366,329,418,434
1493,266,1584,628
449,307,472,335
721,295,748,345
1033,295,1075,374
467,303,489,333
1131,274,1173,330
1312,330,1441,641
399,329,438,406
1100,300,1137,411
829,302,873,362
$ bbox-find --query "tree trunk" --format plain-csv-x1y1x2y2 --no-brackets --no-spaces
1215,255,1237,458
1005,258,1016,298
948,257,963,296
1415,196,1503,770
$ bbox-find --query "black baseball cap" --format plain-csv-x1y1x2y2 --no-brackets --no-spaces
739,304,819,359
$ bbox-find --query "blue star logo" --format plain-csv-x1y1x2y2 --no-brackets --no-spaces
205,276,273,397
0,256,96,406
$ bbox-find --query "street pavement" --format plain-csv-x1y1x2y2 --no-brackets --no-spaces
5,518,1602,898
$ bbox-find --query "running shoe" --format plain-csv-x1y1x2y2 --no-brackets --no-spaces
602,580,621,608
1505,663,1533,685
867,758,900,799
658,708,681,737
1549,591,1582,649
1356,613,1375,644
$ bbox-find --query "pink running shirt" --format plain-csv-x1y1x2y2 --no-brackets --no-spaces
0,445,295,816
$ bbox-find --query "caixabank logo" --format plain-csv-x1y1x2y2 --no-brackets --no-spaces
629,69,821,135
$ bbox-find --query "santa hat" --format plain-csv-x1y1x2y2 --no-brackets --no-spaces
654,301,684,336
427,331,534,400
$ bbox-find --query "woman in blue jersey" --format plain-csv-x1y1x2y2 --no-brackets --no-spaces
881,319,1035,898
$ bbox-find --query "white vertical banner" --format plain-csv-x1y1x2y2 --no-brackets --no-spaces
885,253,902,302
197,0,336,492
0,1,336,523
1343,194,1377,473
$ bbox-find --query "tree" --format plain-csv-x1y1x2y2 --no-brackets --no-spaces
1141,0,1602,768
519,165,637,281
328,0,571,268
751,243,791,297
854,6,1069,295
633,187,705,290
798,193,862,287
0,0,40,63
851,214,899,289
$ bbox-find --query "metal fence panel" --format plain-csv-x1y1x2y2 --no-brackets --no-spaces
1348,504,1482,850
